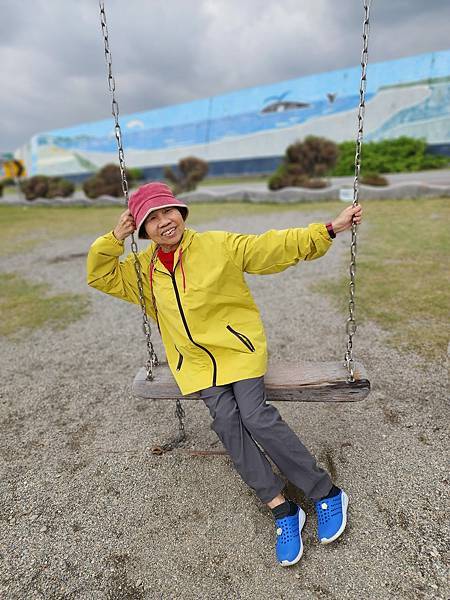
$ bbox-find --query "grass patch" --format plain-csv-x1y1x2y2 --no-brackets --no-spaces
0,273,89,337
0,205,122,257
315,198,450,361
2,185,22,196
2,198,447,360
0,201,339,257
199,174,269,186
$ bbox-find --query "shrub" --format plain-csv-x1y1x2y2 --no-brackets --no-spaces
20,176,48,200
268,166,308,191
82,163,136,199
164,156,208,194
127,167,144,182
268,170,329,190
20,176,75,201
0,181,3,197
268,136,338,190
286,136,339,178
47,178,75,198
331,137,449,176
267,170,284,190
299,178,329,189
360,172,389,186
83,178,107,200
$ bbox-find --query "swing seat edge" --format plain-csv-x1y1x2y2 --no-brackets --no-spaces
132,361,370,402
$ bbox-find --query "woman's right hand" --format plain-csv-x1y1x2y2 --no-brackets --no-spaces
113,209,136,241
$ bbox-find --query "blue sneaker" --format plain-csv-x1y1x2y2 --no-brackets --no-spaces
275,505,306,566
314,489,349,544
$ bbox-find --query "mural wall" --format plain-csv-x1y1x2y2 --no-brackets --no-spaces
16,49,450,177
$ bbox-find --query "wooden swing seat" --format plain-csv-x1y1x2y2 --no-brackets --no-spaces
133,361,370,402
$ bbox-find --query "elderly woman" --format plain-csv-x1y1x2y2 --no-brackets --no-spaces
87,182,362,567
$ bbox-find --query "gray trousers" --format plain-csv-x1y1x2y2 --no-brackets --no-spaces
200,376,332,504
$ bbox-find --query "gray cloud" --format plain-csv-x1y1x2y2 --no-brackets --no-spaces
1,0,449,151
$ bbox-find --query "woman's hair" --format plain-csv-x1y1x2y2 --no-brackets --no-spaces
176,206,188,221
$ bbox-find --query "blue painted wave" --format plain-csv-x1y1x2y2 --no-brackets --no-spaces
39,93,372,152
368,83,450,140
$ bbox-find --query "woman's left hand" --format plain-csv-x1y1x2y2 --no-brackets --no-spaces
331,204,363,234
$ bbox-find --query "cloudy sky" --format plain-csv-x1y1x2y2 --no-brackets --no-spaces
1,0,449,152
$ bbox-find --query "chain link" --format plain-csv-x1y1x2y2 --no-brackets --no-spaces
150,399,186,455
345,0,371,382
98,1,369,439
99,2,159,381
98,1,186,453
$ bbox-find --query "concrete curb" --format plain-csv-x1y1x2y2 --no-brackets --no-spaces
179,182,450,202
1,182,450,207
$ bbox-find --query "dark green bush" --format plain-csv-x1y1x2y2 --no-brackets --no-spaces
20,176,48,200
83,178,107,200
300,178,329,189
47,178,75,198
331,137,449,176
127,167,144,182
286,136,339,177
360,172,389,186
268,169,285,190
0,181,3,197
164,156,208,194
268,136,337,190
268,169,329,190
273,163,302,187
82,164,136,199
20,176,75,201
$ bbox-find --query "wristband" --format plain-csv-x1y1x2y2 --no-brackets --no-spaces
325,222,336,239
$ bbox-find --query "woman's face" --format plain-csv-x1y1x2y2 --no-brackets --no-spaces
143,207,185,251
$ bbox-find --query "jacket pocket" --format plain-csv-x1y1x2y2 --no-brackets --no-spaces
174,346,184,371
226,325,255,352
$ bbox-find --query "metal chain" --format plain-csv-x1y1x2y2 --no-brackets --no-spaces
98,2,186,450
150,399,186,455
99,2,158,380
345,0,371,382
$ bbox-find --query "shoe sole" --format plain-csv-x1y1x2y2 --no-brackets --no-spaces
279,508,306,567
320,490,349,545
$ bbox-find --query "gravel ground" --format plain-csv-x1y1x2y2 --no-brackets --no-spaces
1,210,448,600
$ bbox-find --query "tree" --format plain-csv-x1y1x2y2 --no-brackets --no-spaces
269,136,338,190
164,156,208,194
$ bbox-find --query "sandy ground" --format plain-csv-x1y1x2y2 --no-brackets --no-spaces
0,210,448,600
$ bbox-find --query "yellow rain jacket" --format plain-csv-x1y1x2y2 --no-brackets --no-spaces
86,225,333,395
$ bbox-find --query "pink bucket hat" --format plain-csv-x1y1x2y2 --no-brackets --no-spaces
128,182,189,239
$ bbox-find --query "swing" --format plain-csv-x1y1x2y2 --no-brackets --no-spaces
98,2,371,452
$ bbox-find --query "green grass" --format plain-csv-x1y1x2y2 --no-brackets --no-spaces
1,198,448,360
315,198,449,361
72,174,268,192
0,201,337,257
198,174,269,186
1,185,22,196
0,200,334,336
0,273,89,338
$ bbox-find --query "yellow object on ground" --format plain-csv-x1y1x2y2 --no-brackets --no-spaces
1,159,26,179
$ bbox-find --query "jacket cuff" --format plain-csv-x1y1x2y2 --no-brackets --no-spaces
107,230,124,246
325,222,336,239
90,231,125,258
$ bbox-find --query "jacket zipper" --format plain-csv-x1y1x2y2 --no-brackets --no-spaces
226,325,255,352
174,345,184,371
154,265,218,386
